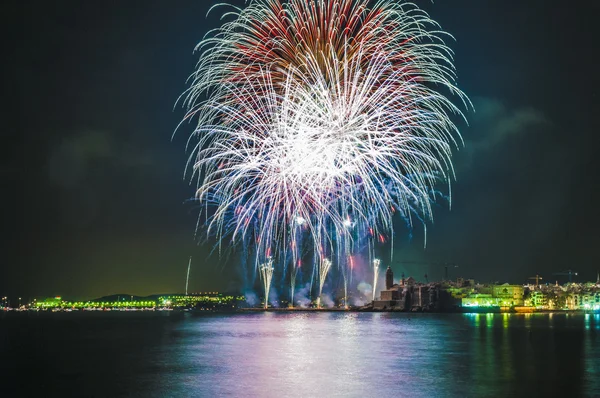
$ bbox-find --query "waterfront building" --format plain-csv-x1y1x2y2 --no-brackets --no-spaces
526,290,547,308
374,267,403,309
462,294,495,308
491,284,524,306
374,268,459,311
380,288,401,302
462,284,524,308
570,291,600,310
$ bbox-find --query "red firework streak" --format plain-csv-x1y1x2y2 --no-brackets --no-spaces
220,0,418,102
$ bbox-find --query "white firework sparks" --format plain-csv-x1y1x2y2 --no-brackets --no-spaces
372,258,381,302
259,258,275,309
317,258,333,309
180,0,469,294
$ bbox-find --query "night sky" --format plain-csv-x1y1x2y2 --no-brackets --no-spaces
2,0,599,300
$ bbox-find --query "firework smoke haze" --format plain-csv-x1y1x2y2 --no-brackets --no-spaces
181,0,469,276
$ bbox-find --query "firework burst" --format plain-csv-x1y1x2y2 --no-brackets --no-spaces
180,0,469,298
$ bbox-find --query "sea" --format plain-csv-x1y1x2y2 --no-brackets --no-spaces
1,311,599,397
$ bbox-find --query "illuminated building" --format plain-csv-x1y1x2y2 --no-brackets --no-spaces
570,291,600,310
491,284,524,306
374,269,458,311
526,290,547,308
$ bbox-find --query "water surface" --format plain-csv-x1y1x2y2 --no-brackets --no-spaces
1,312,599,397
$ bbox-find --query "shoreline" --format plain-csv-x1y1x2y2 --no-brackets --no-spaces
239,307,599,315
4,307,599,315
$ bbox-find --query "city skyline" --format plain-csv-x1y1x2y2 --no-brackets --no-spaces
3,270,600,305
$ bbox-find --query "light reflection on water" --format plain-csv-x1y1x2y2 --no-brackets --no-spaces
1,312,599,397
148,312,600,397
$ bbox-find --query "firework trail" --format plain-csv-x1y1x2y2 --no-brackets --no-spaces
317,258,333,309
290,259,300,308
372,258,381,301
180,0,469,298
259,258,274,309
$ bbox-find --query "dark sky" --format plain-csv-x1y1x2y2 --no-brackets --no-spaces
2,0,599,300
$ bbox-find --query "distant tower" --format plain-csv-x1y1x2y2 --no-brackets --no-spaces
385,266,394,290
597,271,599,285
